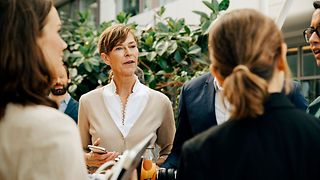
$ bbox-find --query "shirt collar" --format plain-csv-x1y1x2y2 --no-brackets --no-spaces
61,93,71,104
110,75,141,94
214,77,223,91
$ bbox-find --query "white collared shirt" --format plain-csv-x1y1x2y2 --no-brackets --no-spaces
214,78,231,125
102,77,149,137
58,93,71,113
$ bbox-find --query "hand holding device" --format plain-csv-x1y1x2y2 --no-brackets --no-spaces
88,145,108,154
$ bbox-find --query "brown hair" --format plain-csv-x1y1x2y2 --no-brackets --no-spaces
0,0,57,119
208,9,291,120
314,1,320,9
98,24,138,54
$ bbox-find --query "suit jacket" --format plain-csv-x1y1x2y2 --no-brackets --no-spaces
178,93,320,180
286,81,308,110
162,73,216,169
65,97,79,123
307,96,320,118
162,73,308,169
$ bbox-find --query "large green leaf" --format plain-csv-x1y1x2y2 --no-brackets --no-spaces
167,41,178,55
156,6,166,17
201,20,211,34
156,22,169,32
145,35,154,47
146,52,157,61
68,84,77,93
155,41,169,56
158,58,169,70
174,51,183,62
83,61,92,72
183,25,191,35
188,45,201,55
219,0,230,11
192,10,209,20
203,0,219,14
88,57,101,66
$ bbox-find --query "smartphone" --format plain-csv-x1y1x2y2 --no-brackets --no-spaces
88,145,108,154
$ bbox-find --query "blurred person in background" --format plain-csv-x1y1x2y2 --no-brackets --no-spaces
49,64,79,123
305,1,320,118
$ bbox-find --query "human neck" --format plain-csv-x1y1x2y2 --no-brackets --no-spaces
49,93,68,104
267,69,283,93
113,75,136,98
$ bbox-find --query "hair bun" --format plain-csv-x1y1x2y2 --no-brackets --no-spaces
232,65,250,74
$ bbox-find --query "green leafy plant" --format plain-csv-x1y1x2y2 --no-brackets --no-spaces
60,0,229,116
60,11,135,99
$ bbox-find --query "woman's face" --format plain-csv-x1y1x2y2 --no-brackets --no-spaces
309,9,320,66
103,33,138,78
37,6,67,70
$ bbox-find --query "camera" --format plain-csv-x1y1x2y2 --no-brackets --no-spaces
157,168,177,180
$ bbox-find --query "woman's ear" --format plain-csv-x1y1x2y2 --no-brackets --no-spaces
210,64,224,85
277,43,288,71
101,53,110,65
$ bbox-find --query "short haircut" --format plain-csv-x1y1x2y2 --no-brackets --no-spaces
98,24,138,54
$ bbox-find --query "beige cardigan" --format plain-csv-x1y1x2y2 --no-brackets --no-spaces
78,86,176,161
0,104,88,180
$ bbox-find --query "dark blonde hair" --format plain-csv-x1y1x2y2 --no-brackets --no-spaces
98,24,138,54
0,0,56,119
208,9,291,120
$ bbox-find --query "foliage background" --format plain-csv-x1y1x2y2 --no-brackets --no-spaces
60,0,229,117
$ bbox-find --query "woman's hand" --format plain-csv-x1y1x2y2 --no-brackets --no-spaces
85,151,119,167
85,138,120,167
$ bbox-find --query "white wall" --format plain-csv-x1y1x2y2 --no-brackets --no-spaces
99,0,116,23
128,0,275,26
282,0,314,47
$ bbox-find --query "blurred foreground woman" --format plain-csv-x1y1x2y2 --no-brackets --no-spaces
0,0,87,179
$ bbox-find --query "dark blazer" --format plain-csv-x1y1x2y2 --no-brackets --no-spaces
162,73,216,169
65,97,79,123
286,81,308,110
178,93,320,180
162,73,308,169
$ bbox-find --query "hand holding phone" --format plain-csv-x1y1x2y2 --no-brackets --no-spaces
88,145,108,154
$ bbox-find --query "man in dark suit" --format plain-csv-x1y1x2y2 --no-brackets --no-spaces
63,97,79,123
162,72,308,169
49,64,79,123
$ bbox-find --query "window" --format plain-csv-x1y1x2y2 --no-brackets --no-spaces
287,45,320,103
123,0,139,16
120,0,176,15
287,48,298,78
56,0,99,25
302,47,320,77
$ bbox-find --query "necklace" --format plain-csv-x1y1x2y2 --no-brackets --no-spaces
120,100,126,125
119,96,130,125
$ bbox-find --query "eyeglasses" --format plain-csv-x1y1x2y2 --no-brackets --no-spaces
303,26,320,43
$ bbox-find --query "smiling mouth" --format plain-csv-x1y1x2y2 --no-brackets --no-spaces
314,49,320,55
124,60,135,64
